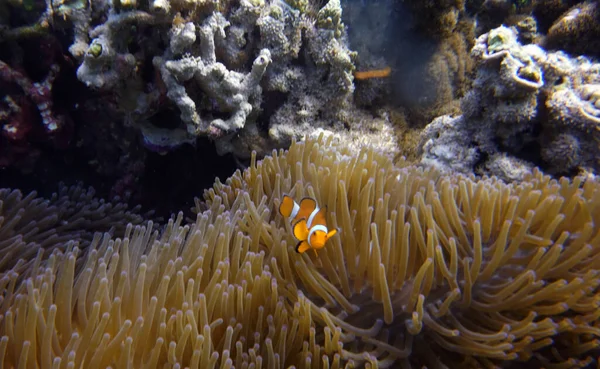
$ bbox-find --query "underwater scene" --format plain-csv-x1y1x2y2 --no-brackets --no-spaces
1,0,600,367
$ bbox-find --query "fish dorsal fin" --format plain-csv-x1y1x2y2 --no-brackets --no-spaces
279,195,297,218
295,197,317,222
292,218,309,241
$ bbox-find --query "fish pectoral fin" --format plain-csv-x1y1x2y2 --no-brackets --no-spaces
327,229,337,239
296,240,311,254
292,218,310,240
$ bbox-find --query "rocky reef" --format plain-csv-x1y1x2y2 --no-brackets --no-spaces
418,23,600,181
0,0,408,212
45,0,387,159
2,0,599,190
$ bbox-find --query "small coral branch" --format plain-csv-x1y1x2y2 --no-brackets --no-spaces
0,60,64,135
155,12,272,140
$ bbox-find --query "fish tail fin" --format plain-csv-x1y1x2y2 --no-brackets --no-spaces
279,195,295,218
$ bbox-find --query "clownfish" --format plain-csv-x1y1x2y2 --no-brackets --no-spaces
279,195,337,255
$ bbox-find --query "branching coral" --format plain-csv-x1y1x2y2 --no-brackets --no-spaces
64,0,359,159
0,54,70,170
1,135,600,368
155,11,272,140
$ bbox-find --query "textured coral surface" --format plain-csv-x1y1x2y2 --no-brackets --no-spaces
1,135,599,368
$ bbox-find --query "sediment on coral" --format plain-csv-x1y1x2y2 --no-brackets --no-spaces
2,135,600,368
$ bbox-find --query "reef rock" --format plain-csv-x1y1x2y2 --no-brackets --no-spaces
419,24,600,179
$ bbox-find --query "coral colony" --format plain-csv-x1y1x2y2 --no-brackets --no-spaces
419,25,600,181
71,0,358,156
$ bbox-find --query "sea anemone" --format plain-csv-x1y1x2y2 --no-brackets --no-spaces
1,134,599,368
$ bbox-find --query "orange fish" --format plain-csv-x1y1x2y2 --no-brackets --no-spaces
279,195,337,255
353,66,392,80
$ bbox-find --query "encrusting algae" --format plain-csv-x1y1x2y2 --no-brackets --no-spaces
1,134,600,368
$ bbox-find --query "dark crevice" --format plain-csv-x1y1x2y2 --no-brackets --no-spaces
0,135,239,220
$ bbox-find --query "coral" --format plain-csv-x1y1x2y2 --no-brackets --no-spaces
482,152,536,182
460,25,544,155
0,0,363,169
239,0,358,156
0,0,53,39
419,114,479,174
154,11,272,139
470,0,538,38
0,41,73,171
391,0,468,40
316,0,344,37
422,25,475,117
543,1,600,58
419,24,600,178
62,0,358,160
531,0,583,33
50,0,95,60
75,11,152,90
540,132,582,170
2,135,600,367
374,0,476,127
0,60,64,134
266,105,399,160
513,15,538,44
547,83,600,130
390,108,425,164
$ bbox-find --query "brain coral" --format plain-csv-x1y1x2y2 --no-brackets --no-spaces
1,135,600,368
